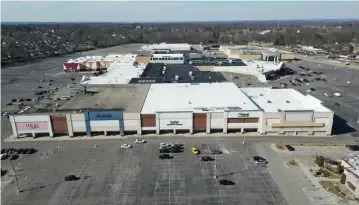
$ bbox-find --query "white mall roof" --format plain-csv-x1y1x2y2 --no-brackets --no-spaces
151,53,184,58
66,56,107,63
141,82,260,114
241,60,283,74
241,87,331,112
81,63,146,85
141,43,191,51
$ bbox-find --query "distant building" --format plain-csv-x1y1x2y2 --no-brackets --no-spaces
341,154,359,197
220,45,296,61
141,43,191,52
300,46,327,55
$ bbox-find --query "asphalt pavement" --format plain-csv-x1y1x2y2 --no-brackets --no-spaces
269,60,359,135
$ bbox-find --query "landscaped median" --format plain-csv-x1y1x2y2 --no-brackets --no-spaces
319,181,346,197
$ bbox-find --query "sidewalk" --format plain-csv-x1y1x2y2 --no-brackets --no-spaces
297,159,357,205
4,132,336,143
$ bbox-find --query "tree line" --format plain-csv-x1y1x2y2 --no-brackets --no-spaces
2,21,359,66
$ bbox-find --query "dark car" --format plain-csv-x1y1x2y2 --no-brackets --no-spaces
23,148,30,153
334,103,340,107
303,79,310,83
170,148,183,153
159,154,172,159
37,86,43,89
11,99,17,102
64,175,80,181
315,78,321,81
310,88,316,91
16,148,24,154
253,156,267,164
200,156,214,161
6,102,13,106
305,68,310,71
10,154,19,161
7,148,16,155
1,149,6,154
219,180,235,185
346,145,359,151
285,145,295,151
26,148,36,154
159,148,171,153
322,79,327,82
210,150,223,155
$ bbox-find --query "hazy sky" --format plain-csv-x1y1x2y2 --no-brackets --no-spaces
2,1,359,22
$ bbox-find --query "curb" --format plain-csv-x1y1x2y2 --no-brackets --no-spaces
289,143,346,147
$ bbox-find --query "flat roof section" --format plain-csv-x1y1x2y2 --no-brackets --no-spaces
241,87,331,112
81,63,147,85
132,63,227,84
141,82,260,114
59,84,150,112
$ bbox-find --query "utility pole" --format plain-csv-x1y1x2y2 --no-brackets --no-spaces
10,160,21,193
214,138,219,179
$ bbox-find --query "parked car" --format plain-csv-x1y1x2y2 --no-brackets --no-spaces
64,175,80,181
345,145,359,151
210,150,223,155
1,149,6,154
334,92,342,97
15,148,24,154
159,148,171,153
285,145,295,151
322,79,327,82
135,139,146,143
253,156,267,164
26,148,36,154
324,93,332,97
1,154,9,160
219,180,235,185
159,154,172,159
191,148,200,155
347,81,352,84
334,103,340,107
10,154,19,161
200,156,214,161
121,144,132,149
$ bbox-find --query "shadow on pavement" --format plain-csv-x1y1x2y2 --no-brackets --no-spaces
332,114,357,135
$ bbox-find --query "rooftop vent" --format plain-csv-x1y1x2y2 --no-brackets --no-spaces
267,100,272,103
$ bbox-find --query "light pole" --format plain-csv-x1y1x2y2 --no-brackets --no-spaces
10,159,21,193
214,138,219,179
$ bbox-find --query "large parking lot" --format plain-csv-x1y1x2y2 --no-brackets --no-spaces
1,138,288,205
268,60,359,135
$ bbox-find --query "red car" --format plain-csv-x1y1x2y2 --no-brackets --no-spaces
200,156,214,161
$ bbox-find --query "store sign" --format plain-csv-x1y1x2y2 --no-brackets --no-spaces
238,113,250,118
167,121,183,126
96,114,112,118
88,111,122,121
16,122,49,132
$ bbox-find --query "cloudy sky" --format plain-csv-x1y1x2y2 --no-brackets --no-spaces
1,1,359,22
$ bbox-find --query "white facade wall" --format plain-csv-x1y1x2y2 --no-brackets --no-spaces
90,120,120,132
158,112,193,132
10,115,53,138
150,54,184,64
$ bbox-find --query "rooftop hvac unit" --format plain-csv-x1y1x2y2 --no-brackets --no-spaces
163,65,166,70
189,61,192,64
162,70,166,75
189,71,192,76
175,75,179,81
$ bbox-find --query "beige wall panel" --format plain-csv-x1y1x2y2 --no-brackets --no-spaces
210,112,224,119
123,113,141,120
71,113,85,121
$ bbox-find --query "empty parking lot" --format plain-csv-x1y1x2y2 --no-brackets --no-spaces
1,138,288,205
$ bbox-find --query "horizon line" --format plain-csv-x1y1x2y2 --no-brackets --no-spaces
2,18,359,24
